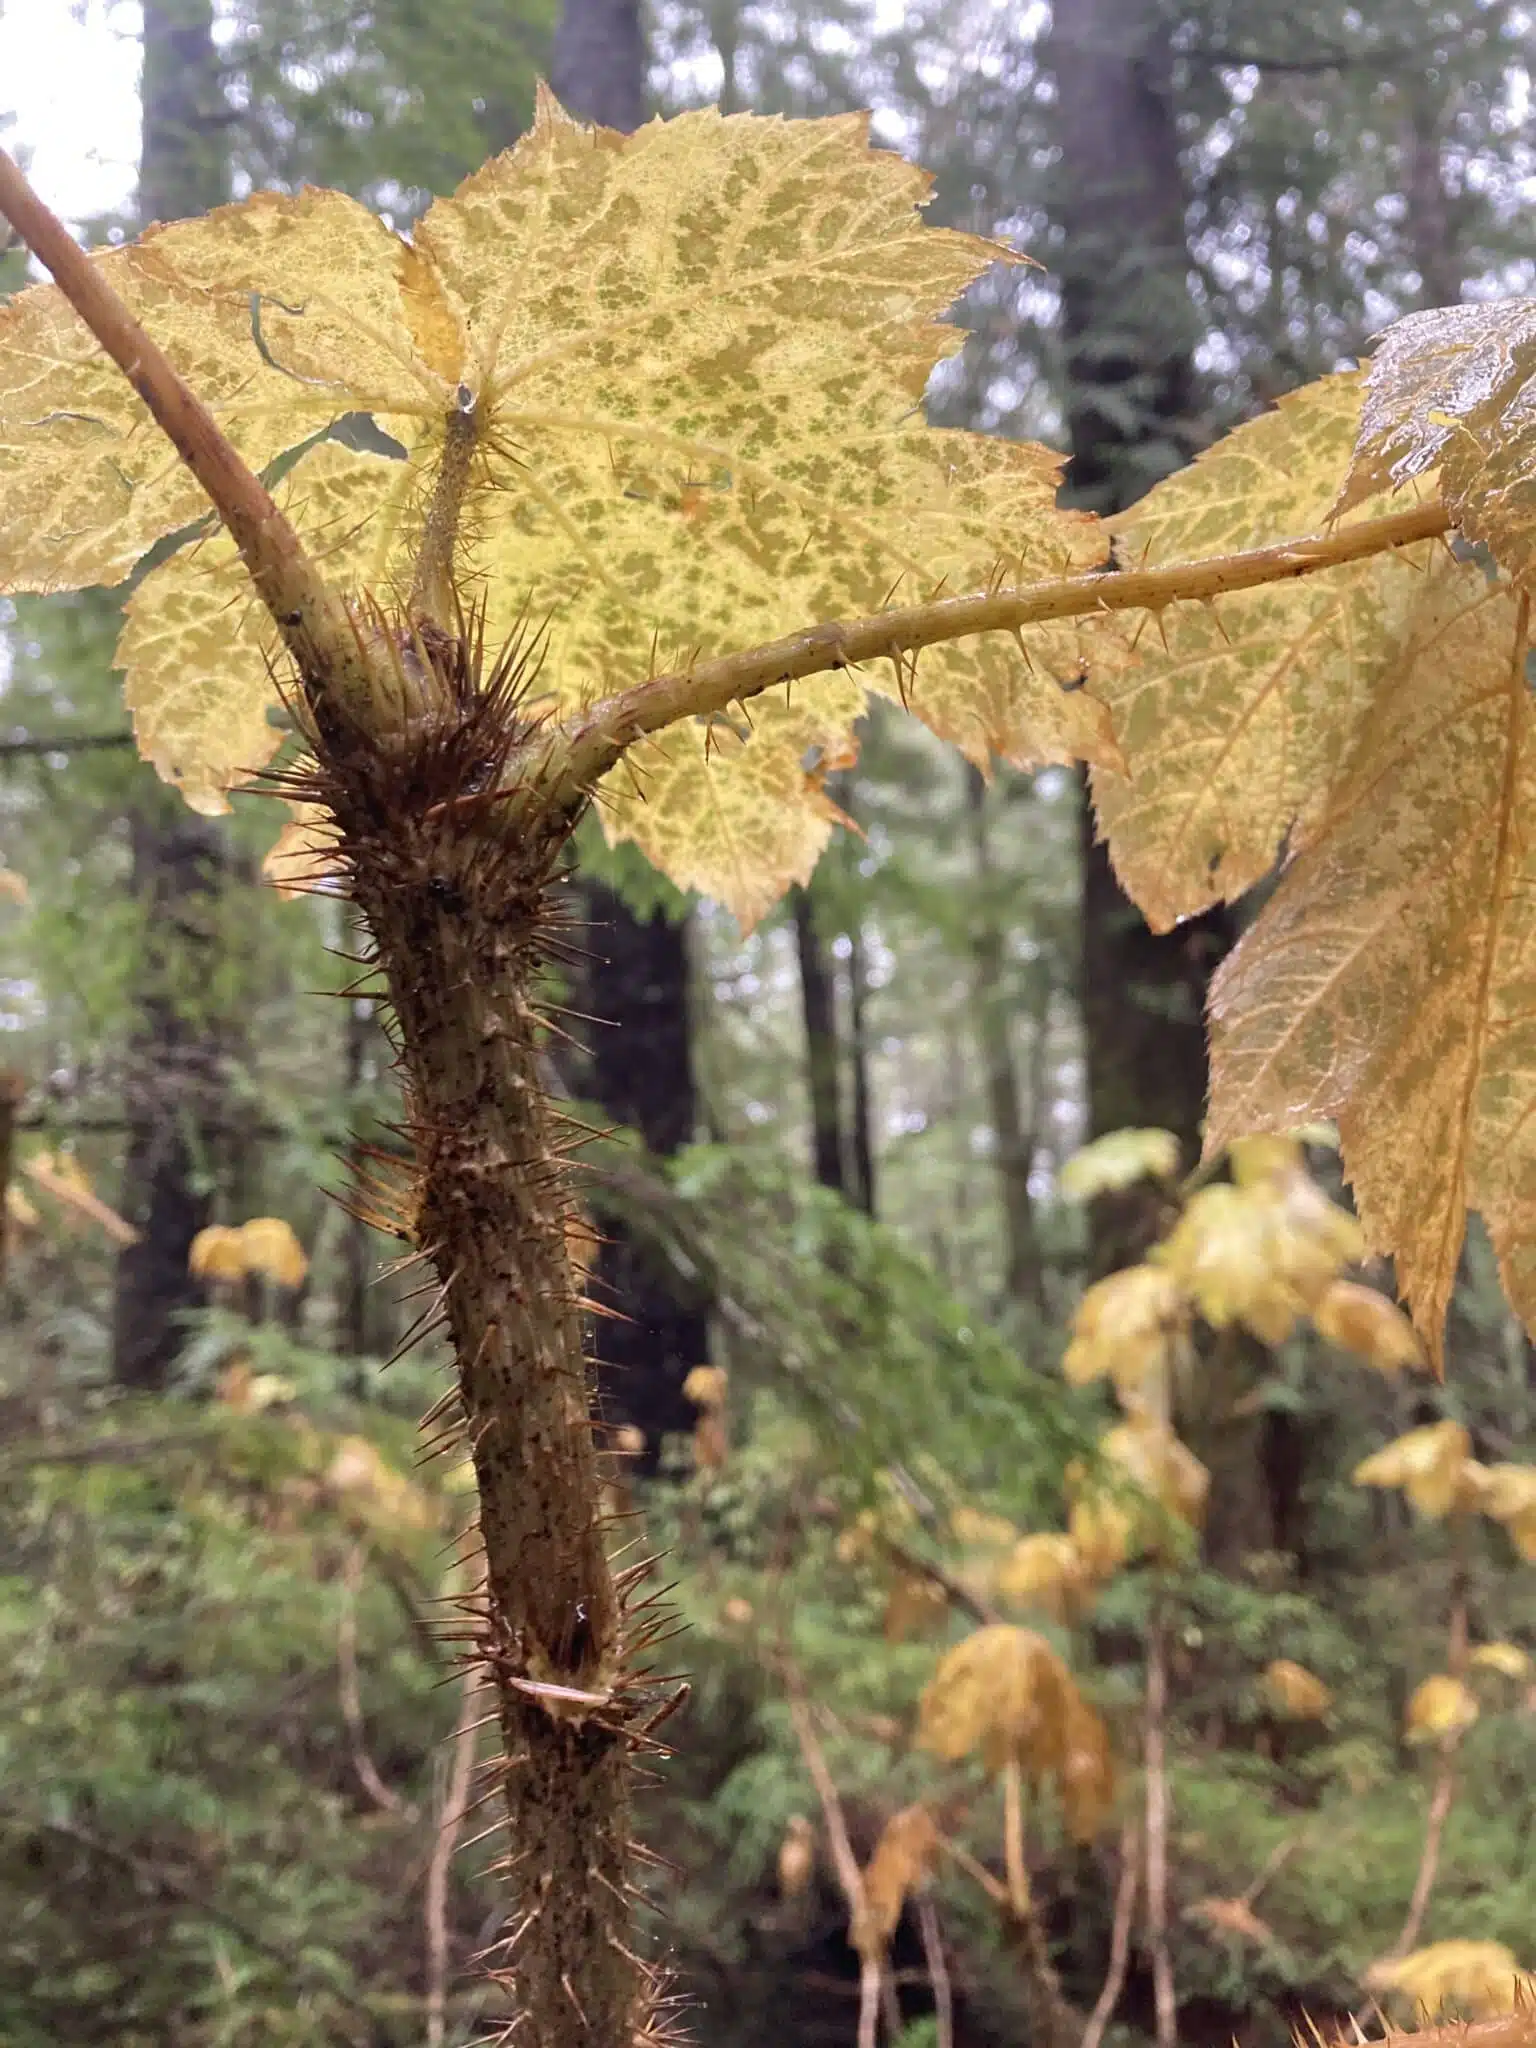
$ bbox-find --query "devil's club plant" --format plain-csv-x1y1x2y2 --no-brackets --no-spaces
3,91,1535,2043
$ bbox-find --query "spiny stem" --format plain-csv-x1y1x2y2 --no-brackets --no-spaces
552,500,1450,799
412,388,480,627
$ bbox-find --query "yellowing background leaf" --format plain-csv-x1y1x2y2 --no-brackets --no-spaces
1365,1939,1536,2018
1059,1128,1181,1201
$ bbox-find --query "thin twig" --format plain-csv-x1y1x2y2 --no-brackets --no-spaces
916,1894,953,2048
426,1644,486,2048
337,1544,414,1818
1144,1602,1176,2048
1389,1512,1474,1959
785,1673,882,2048
1080,1822,1140,2048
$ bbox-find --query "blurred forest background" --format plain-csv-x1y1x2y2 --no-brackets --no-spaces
2,0,1535,2043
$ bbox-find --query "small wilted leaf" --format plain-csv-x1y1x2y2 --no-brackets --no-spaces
884,1573,948,1643
1353,1421,1471,1520
1313,1280,1425,1374
995,1533,1094,1622
861,1804,940,1947
1405,1673,1479,1745
1479,1461,1536,1566
1058,1697,1116,1842
325,1435,437,1534
1364,1939,1536,2018
1059,1128,1180,1202
682,1364,728,1409
918,1623,1078,1778
777,1815,815,1902
0,867,27,905
1062,1263,1188,1401
1189,1896,1275,1947
1470,1640,1531,1680
1262,1658,1333,1721
1337,299,1536,592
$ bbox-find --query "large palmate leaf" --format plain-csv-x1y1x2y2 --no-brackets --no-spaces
0,92,1110,920
1089,374,1436,929
1091,369,1536,1361
1206,564,1532,1363
1336,299,1536,592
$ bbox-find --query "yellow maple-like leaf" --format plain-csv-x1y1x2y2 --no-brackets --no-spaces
2,97,1113,924
238,1216,308,1289
1353,1421,1472,1520
1090,373,1437,930
1067,1492,1135,1582
1404,1672,1480,1744
1155,1171,1362,1346
0,241,312,590
1313,1279,1426,1375
1337,299,1536,592
1469,1640,1531,1680
189,1223,249,1284
1202,551,1533,1365
1480,1463,1536,1560
1059,1128,1181,1202
1101,1416,1210,1542
917,1623,1078,1777
995,1532,1095,1622
1365,1940,1536,2019
1062,1262,1188,1402
120,441,413,814
1262,1657,1333,1720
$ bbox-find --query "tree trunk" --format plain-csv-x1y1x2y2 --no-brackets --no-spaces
546,0,711,1469
847,923,876,1217
114,0,237,1389
584,882,709,1457
965,765,1043,1307
1043,0,1231,1250
551,0,646,132
793,883,850,1198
